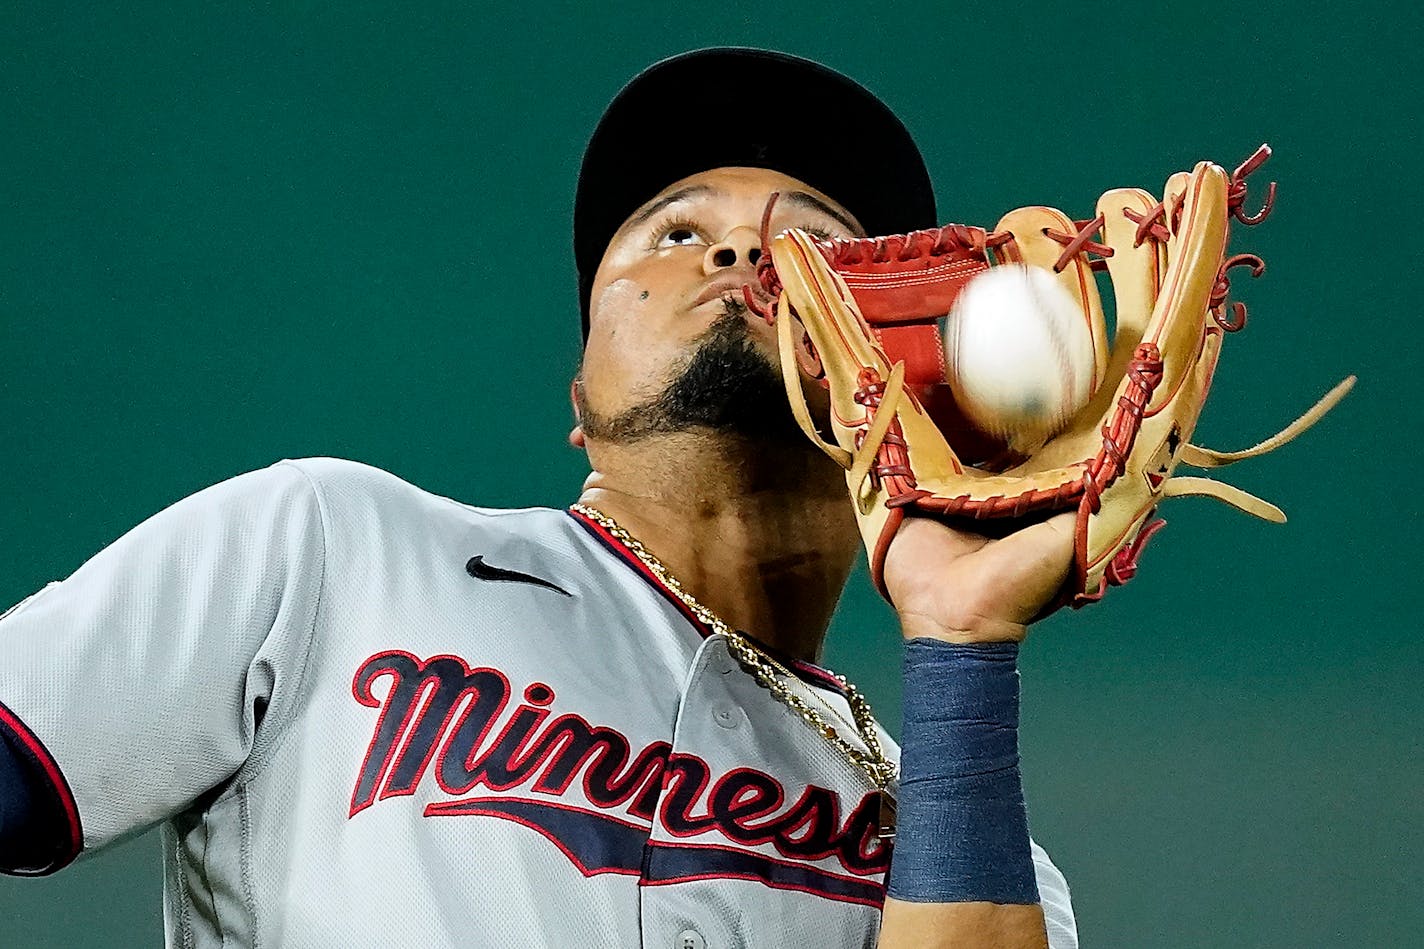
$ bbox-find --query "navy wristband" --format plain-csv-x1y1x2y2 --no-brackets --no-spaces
886,638,1039,905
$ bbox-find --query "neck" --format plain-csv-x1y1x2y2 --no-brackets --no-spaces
576,431,859,662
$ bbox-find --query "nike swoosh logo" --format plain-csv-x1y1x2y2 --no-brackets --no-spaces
466,556,572,597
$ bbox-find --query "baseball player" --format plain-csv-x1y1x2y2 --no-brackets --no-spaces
1,49,1078,948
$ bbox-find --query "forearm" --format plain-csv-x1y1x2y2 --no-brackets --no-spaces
879,898,1046,949
874,638,1047,949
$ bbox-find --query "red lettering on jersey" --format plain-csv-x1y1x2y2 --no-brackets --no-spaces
347,650,891,887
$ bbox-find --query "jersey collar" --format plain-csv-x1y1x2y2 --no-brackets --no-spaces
565,507,848,696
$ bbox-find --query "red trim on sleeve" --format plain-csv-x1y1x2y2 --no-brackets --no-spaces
0,700,83,873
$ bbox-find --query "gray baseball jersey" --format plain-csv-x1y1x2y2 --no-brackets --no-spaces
0,457,1077,948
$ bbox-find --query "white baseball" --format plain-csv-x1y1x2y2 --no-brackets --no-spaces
943,264,1096,455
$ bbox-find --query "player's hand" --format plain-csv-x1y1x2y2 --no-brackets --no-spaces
882,512,1076,644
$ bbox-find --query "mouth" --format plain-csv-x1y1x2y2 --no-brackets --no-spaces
693,277,773,311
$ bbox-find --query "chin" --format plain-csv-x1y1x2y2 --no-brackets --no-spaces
656,311,793,437
579,300,803,445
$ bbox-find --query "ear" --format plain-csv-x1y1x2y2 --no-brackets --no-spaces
568,379,586,449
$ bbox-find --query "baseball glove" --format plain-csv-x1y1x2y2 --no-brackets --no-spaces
750,146,1353,607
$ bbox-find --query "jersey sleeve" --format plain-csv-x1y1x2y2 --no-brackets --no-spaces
0,460,326,874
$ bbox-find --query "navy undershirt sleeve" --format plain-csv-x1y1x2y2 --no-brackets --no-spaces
0,719,53,870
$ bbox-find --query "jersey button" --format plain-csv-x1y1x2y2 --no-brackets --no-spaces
675,929,707,949
712,706,743,729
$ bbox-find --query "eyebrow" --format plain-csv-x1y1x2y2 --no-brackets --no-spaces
782,190,864,237
624,185,713,229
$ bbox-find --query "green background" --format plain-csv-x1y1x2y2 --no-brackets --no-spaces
2,2,1418,946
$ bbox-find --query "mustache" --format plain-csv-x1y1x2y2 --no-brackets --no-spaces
575,296,793,443
716,294,751,321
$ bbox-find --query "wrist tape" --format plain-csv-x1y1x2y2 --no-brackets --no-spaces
885,638,1039,904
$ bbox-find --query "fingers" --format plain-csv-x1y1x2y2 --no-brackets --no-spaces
987,512,1076,624
887,510,1079,638
1008,512,1076,567
891,513,991,560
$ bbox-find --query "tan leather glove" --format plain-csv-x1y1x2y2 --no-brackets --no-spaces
755,146,1353,608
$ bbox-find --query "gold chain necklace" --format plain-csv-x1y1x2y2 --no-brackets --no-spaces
572,503,900,830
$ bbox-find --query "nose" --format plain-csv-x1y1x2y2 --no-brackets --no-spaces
702,226,763,275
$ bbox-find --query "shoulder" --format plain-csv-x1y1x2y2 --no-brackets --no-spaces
273,455,575,547
275,457,554,520
273,456,412,497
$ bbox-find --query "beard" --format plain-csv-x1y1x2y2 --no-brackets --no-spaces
577,299,803,444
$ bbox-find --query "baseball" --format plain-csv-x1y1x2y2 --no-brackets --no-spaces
943,264,1096,455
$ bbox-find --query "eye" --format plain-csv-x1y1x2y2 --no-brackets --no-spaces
782,219,840,241
773,220,839,243
649,216,707,250
661,227,701,247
